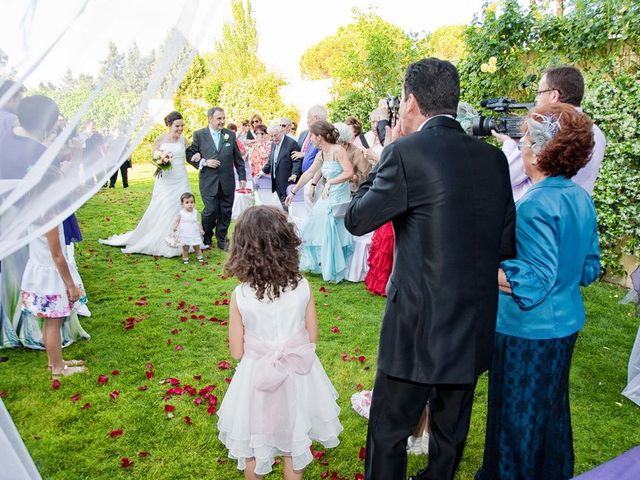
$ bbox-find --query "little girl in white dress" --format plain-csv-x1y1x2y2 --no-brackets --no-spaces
171,192,204,264
218,205,342,479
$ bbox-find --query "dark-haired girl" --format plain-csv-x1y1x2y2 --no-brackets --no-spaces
218,206,342,480
285,120,354,283
100,111,193,257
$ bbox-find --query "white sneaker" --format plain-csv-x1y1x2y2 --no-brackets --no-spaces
421,432,430,454
407,435,423,456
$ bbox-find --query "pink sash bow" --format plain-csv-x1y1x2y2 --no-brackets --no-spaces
244,327,316,392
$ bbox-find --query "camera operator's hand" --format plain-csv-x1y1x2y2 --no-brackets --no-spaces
491,130,511,145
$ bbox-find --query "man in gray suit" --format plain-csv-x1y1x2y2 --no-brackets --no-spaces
186,107,245,250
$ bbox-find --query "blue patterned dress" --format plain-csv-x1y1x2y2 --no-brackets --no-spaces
300,154,353,282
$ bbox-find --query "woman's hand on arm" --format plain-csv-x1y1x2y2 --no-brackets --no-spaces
285,155,323,206
228,291,244,360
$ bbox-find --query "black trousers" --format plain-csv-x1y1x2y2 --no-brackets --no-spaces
109,164,129,187
365,370,477,480
201,184,233,246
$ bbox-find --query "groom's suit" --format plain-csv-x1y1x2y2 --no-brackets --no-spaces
345,116,516,480
186,126,245,247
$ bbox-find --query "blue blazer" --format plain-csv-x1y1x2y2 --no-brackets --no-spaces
498,176,601,339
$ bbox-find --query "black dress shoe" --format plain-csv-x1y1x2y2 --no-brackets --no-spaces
217,242,229,252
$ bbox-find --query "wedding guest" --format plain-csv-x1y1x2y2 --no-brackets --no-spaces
280,116,297,140
476,103,601,480
226,123,246,157
238,120,251,145
247,113,263,141
345,58,516,480
0,79,25,138
218,205,342,479
247,123,270,177
285,121,353,283
345,116,370,151
493,65,606,200
258,123,301,205
334,122,369,192
294,105,325,208
108,127,132,188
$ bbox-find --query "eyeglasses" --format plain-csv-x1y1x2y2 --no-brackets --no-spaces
517,139,532,150
251,120,260,124
535,88,557,96
280,124,289,128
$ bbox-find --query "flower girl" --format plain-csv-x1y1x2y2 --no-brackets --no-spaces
172,192,204,264
217,206,342,479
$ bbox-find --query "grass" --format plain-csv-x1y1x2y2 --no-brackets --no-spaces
1,169,640,479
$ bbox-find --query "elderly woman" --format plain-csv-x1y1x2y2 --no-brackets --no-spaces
476,103,601,480
334,122,370,193
247,123,270,177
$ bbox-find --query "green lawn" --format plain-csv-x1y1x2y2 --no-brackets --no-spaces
2,171,639,479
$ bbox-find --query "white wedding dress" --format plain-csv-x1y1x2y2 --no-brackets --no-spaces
99,139,191,257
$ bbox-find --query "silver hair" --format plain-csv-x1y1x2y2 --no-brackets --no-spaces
266,122,283,135
307,105,327,121
334,122,354,143
279,117,292,126
456,102,479,136
526,112,562,154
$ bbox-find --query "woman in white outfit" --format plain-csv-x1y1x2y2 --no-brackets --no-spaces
99,111,192,257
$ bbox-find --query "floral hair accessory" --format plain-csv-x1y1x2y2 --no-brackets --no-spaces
526,112,562,154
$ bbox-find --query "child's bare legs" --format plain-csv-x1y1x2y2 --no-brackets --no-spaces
193,245,203,262
283,457,303,480
413,406,430,436
44,317,65,372
181,245,189,262
244,458,264,480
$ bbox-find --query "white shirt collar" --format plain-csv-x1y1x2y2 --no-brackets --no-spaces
417,114,456,131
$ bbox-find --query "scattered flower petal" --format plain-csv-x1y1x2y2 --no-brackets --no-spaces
138,451,150,458
120,457,134,468
330,326,341,334
70,393,81,402
145,371,154,380
81,402,91,410
51,379,61,390
97,375,109,386
358,447,366,460
108,429,124,438
217,361,231,370
183,415,192,425
111,370,120,376
164,404,176,413
137,385,149,391
109,390,120,401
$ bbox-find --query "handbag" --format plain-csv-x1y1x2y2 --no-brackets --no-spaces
165,230,181,248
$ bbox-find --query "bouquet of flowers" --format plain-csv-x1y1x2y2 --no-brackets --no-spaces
151,149,173,178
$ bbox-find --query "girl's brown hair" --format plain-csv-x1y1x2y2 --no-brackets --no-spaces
309,120,339,144
224,206,302,300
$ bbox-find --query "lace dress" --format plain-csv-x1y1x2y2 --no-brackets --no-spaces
99,139,191,257
217,278,342,475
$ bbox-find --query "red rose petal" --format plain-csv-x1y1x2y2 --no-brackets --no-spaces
167,377,180,385
109,390,120,400
145,362,155,370
164,288,171,293
319,286,328,293
358,447,366,460
330,326,340,334
81,402,91,410
193,375,202,381
137,385,149,391
138,451,150,458
111,370,120,376
217,361,231,370
70,393,81,402
175,345,184,351
0,390,8,398
358,355,367,363
224,377,232,384
97,374,109,386
207,405,217,415
183,415,192,425
51,379,61,390
171,328,179,335
355,383,363,391
193,397,203,405
108,429,123,438
120,457,134,468
355,474,365,480
341,352,349,361
164,404,176,413
145,370,154,380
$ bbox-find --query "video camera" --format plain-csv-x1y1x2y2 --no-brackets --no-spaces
472,97,533,138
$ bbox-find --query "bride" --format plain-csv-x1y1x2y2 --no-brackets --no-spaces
100,111,192,257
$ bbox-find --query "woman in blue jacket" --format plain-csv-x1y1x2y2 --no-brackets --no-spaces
477,103,601,480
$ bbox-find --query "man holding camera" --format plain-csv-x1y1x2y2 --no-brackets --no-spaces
493,65,606,201
346,58,515,480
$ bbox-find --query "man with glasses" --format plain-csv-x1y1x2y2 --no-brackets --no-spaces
279,117,297,141
257,122,301,206
493,65,606,201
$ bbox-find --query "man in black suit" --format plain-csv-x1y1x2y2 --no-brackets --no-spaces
186,107,245,250
345,58,516,480
257,123,301,206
